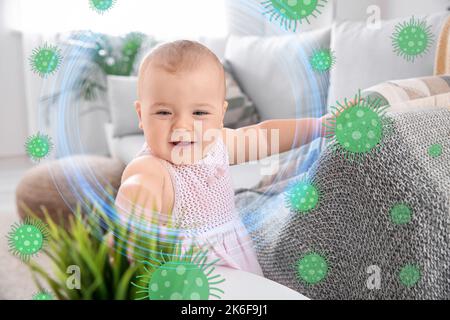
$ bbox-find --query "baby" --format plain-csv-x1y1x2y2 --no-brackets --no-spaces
115,40,327,276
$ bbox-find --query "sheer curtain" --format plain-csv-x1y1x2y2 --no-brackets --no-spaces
13,0,227,38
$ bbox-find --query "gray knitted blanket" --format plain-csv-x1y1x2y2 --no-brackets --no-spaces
235,108,450,300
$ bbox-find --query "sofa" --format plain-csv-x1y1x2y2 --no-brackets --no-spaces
104,11,449,191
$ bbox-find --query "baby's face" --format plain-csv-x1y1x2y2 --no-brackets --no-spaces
136,61,227,165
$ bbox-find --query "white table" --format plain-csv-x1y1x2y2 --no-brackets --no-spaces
216,266,309,300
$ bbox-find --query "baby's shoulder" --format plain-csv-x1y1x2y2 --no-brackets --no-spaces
121,155,168,183
118,155,174,217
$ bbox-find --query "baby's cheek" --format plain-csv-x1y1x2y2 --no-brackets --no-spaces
201,123,222,140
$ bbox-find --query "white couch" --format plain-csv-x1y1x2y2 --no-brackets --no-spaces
104,11,448,190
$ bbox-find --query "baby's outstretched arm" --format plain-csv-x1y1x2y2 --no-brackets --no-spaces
223,115,327,165
260,117,326,152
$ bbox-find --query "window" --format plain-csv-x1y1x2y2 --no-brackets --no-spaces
13,0,228,38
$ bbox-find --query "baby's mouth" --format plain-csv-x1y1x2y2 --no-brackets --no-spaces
170,141,196,147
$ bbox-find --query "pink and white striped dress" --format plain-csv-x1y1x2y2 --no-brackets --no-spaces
137,136,264,276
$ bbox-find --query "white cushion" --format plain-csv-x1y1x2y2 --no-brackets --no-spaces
107,75,140,138
224,27,331,121
111,134,145,164
327,11,449,107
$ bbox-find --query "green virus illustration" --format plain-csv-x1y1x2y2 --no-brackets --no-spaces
25,132,53,162
296,252,328,285
390,203,413,225
262,0,328,32
428,143,443,158
399,264,421,288
392,16,434,62
89,0,116,14
324,91,389,161
285,180,320,214
7,217,49,261
32,290,54,300
310,48,335,72
29,43,62,78
132,247,225,300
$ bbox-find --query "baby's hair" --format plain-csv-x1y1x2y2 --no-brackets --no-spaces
137,40,226,100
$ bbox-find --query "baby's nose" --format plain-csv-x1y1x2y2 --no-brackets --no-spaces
173,115,193,131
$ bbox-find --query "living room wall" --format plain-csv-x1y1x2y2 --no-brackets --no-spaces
226,0,449,35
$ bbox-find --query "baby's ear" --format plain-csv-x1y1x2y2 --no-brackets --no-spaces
135,101,143,130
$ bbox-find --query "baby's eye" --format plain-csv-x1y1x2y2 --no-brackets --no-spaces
156,111,171,115
193,111,209,116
